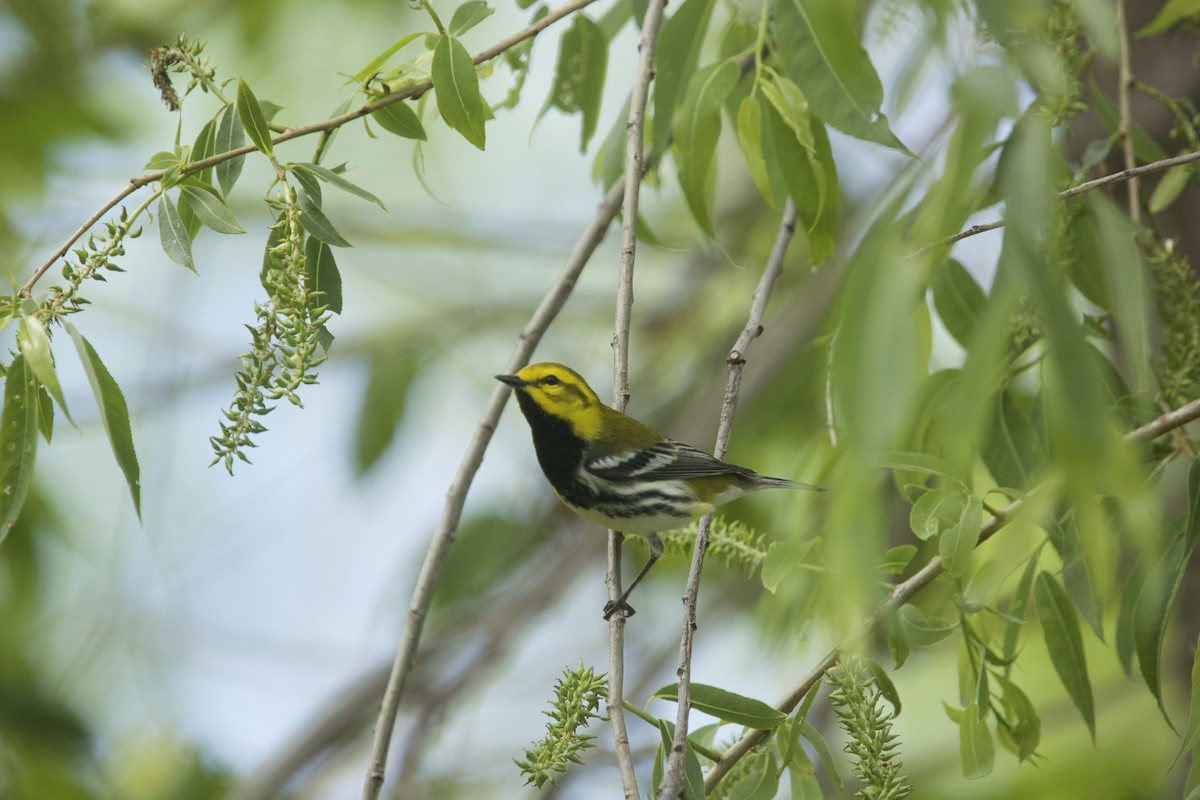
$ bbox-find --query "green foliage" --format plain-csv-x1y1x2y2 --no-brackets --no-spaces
515,664,607,788
828,655,912,800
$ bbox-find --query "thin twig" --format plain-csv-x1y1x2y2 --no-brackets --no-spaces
607,1,669,797
358,176,627,800
658,201,799,798
1116,0,1141,225
703,395,1200,792
911,146,1200,258
19,0,600,299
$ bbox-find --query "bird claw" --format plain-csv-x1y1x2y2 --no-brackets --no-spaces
602,599,636,620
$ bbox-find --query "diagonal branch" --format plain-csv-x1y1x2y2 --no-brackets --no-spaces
659,201,800,798
910,147,1200,259
702,395,1200,793
607,0,670,797
19,0,600,299
358,175,627,800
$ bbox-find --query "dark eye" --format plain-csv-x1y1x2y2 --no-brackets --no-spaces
542,375,561,386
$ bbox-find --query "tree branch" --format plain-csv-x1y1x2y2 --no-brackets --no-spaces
702,394,1200,793
19,0,600,299
607,1,670,797
358,175,627,800
911,147,1200,259
660,201,800,798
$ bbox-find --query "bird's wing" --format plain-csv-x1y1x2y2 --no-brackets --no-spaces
585,440,753,482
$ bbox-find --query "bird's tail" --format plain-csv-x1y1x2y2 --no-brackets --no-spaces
755,475,824,492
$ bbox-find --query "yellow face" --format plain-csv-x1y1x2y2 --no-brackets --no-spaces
510,362,605,439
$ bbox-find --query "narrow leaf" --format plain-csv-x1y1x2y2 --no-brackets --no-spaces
1136,0,1200,36
36,386,53,444
651,683,786,730
909,488,964,541
449,0,494,35
304,236,343,315
931,259,986,346
995,674,1041,762
759,73,814,153
773,0,906,150
0,355,40,543
899,604,955,647
66,325,141,519
874,451,965,485
236,79,275,157
1171,633,1200,769
292,162,386,210
799,722,842,789
959,702,995,779
371,101,428,140
672,59,741,235
1133,530,1190,721
296,190,352,248
538,14,608,151
736,94,775,206
941,494,983,577
982,392,1044,491
1149,165,1191,213
651,0,717,155
1035,571,1095,738
727,751,778,800
179,182,247,234
656,720,706,800
17,315,70,421
432,34,487,149
215,103,246,196
157,195,195,272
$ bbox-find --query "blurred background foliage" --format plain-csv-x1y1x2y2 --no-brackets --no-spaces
3,0,1200,797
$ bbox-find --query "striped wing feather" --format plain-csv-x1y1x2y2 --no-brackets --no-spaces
585,440,755,482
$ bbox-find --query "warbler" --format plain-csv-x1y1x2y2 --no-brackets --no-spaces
496,362,822,618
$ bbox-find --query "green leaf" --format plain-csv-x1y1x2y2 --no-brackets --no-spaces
157,195,196,272
995,674,1040,762
296,190,352,248
761,538,818,592
1088,193,1153,394
1171,633,1200,769
799,721,842,790
931,259,986,346
1137,0,1200,35
982,392,1044,491
787,753,824,799
773,0,906,150
17,315,69,422
651,683,786,730
909,488,964,541
898,604,955,647
672,59,739,235
655,720,706,800
1035,571,1095,738
36,386,53,444
651,0,717,155
236,79,275,158
304,237,343,315
371,101,428,140
727,750,778,800
538,14,607,151
66,325,141,519
350,32,427,85
1133,530,1191,721
764,107,837,262
190,116,219,187
862,656,902,714
0,355,40,544
959,702,995,779
941,495,983,577
215,103,246,196
353,347,417,475
1149,164,1191,214
736,94,775,206
874,451,964,485
179,182,247,234
145,150,181,170
432,34,487,149
1002,549,1040,663
448,0,494,35
759,73,814,153
876,544,917,575
292,162,385,210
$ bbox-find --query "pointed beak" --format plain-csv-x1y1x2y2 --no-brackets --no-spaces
495,374,526,389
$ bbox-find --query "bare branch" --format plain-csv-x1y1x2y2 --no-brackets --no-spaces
703,394,1200,792
607,0,670,796
660,201,800,798
358,176,627,800
20,0,601,299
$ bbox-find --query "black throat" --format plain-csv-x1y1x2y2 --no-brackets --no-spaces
514,391,588,500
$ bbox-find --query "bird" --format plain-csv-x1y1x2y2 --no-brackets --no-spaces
496,362,822,619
